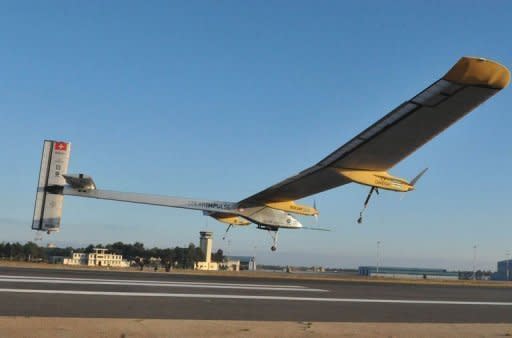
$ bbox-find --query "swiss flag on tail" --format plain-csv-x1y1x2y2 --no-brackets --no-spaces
54,142,68,152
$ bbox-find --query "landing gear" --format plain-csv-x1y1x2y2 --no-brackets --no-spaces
357,187,379,224
268,229,279,252
257,225,280,252
222,224,233,240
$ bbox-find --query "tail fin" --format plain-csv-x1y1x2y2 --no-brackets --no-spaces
32,140,71,233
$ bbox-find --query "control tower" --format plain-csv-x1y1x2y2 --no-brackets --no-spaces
199,231,213,263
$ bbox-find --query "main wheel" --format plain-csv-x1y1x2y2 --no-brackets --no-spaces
271,246,277,251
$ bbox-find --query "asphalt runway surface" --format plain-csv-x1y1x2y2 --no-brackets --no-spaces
0,266,511,322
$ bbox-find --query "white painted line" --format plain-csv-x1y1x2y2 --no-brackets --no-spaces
0,275,306,289
0,277,326,292
0,288,511,306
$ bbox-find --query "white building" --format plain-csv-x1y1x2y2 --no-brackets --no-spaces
223,256,256,271
219,258,240,271
63,252,87,265
63,248,129,267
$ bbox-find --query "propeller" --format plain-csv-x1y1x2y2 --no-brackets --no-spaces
313,199,318,223
304,199,331,231
410,167,429,186
302,226,331,232
400,167,429,200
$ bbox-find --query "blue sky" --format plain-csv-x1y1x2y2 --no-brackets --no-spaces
1,1,511,270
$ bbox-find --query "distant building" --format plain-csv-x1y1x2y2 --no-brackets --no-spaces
63,252,88,265
63,248,129,267
195,231,219,271
359,266,459,280
220,257,240,271
48,256,64,264
491,259,512,281
224,256,256,271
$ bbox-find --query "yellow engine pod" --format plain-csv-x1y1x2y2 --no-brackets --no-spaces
213,215,251,226
265,201,318,216
338,169,413,192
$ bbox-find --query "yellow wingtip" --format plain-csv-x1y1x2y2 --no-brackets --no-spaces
443,56,510,89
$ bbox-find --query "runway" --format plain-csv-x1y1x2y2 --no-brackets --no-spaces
0,266,511,322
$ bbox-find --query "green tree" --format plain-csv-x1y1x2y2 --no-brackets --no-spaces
23,242,41,261
0,242,6,258
4,243,12,259
212,249,224,262
11,242,24,259
184,243,197,269
174,247,185,268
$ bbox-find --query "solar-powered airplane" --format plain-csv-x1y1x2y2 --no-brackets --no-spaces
32,56,509,251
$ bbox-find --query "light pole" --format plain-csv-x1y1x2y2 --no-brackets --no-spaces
506,251,510,281
376,241,381,274
472,244,477,280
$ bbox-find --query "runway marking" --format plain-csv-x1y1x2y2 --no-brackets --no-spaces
0,288,511,306
0,275,306,288
0,276,326,292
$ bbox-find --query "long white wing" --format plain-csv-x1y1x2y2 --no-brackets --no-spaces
239,57,509,205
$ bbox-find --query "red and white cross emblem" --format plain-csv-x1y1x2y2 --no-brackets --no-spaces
54,142,68,152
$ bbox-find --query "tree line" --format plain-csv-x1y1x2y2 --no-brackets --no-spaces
0,241,224,269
